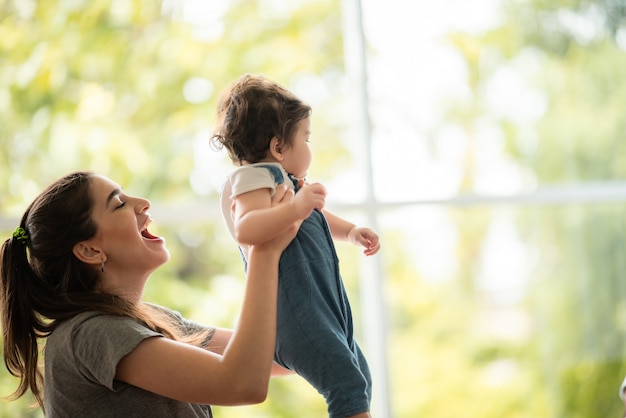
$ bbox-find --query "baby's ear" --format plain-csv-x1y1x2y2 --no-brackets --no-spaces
269,136,284,161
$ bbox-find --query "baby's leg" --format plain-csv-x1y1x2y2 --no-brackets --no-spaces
275,272,372,416
275,320,372,417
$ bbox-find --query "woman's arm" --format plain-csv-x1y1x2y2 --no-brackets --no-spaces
209,328,294,377
116,186,299,406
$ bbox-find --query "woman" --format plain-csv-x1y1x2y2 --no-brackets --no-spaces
0,171,302,417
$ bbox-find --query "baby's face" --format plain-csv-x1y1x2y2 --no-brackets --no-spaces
281,117,312,179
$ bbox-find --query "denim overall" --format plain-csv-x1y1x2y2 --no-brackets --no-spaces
258,165,372,417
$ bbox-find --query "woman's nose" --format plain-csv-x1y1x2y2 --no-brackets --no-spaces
133,197,151,213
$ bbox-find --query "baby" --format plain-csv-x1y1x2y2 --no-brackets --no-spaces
211,74,380,418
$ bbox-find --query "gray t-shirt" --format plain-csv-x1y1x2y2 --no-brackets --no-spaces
44,307,214,417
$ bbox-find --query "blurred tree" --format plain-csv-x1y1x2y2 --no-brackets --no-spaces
440,0,626,416
0,0,344,416
3,0,625,416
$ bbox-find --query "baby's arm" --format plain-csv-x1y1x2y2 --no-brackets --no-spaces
323,210,381,256
234,182,327,245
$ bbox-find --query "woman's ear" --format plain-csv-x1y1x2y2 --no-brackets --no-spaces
72,242,104,267
269,136,284,161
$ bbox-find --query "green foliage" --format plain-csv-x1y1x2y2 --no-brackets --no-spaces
442,2,626,415
2,0,626,416
0,0,346,209
557,360,624,418
0,0,346,415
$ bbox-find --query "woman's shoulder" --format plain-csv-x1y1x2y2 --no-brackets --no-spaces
46,311,163,366
51,311,160,344
53,311,109,334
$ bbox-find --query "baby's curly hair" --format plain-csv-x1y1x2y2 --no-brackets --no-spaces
210,74,312,164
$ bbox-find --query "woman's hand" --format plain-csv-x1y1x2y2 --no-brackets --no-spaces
254,184,300,253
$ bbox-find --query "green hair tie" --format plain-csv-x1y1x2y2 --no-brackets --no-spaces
12,227,30,246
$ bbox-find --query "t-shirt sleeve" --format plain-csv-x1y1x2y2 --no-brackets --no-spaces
176,316,216,346
70,315,162,391
229,165,277,198
147,303,216,348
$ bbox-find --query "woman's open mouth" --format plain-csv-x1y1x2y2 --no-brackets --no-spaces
141,229,160,240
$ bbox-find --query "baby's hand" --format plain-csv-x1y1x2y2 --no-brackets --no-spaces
348,227,380,256
292,182,326,220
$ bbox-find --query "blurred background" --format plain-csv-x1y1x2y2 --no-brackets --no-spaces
1,0,626,416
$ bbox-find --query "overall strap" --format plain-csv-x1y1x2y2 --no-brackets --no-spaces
287,173,302,192
256,164,303,191
256,164,285,184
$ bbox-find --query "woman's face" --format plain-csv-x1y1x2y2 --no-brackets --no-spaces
87,175,169,293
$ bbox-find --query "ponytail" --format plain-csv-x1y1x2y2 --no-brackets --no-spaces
0,217,47,407
0,171,95,410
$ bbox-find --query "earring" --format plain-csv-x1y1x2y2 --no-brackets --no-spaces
101,259,105,273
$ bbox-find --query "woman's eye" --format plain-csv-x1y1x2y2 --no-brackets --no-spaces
115,201,127,210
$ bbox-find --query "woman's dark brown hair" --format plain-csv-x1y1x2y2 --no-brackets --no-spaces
210,74,312,164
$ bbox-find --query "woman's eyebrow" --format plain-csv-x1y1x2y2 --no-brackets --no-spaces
105,188,122,207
